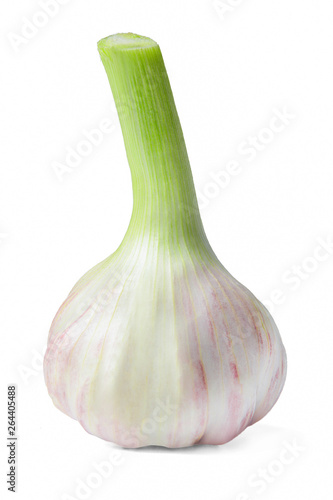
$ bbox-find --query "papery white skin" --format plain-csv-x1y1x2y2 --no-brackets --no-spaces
44,33,287,448
44,238,286,448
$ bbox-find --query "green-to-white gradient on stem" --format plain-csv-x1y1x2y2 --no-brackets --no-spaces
44,33,287,448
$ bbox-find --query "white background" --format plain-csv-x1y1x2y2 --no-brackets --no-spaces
1,0,333,499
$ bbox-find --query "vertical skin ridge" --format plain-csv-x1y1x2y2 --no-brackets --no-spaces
198,262,253,443
194,261,246,443
169,247,183,447
182,253,209,444
189,264,226,444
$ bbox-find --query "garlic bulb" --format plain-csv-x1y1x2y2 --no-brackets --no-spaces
44,33,287,448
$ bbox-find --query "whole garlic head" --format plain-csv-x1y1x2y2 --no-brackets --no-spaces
44,33,287,448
